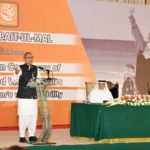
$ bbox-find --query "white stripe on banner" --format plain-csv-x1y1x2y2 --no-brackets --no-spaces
0,89,86,101
0,30,78,45
0,76,87,87
0,62,84,74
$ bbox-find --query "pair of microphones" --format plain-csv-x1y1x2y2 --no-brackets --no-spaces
28,66,53,79
28,65,53,79
38,66,53,79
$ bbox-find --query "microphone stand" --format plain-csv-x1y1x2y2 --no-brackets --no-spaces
38,66,54,82
31,66,56,144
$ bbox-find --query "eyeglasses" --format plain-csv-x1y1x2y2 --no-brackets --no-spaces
25,57,34,60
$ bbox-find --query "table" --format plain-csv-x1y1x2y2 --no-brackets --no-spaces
70,103,150,142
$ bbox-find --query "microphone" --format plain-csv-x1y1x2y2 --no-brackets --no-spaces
38,66,53,79
38,66,47,71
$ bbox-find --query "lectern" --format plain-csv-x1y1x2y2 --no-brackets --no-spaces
27,77,55,144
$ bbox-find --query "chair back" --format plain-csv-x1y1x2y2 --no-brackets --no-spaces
85,82,96,100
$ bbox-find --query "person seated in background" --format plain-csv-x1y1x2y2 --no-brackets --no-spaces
88,80,113,103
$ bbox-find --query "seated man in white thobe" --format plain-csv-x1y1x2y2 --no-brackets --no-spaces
88,80,113,103
13,52,38,143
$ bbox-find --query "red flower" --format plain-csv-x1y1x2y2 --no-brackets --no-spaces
131,96,135,99
136,96,140,100
125,96,129,101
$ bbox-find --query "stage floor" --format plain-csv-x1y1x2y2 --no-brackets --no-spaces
0,128,94,148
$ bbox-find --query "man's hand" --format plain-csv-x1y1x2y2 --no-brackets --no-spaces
129,8,134,17
14,67,20,75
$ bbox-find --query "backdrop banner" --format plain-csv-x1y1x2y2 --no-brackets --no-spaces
68,0,150,96
0,0,95,128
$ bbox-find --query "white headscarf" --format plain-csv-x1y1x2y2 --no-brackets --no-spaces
88,81,113,103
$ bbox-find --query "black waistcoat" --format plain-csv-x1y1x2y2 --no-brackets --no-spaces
17,64,37,99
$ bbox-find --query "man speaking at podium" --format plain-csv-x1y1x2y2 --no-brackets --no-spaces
13,52,38,143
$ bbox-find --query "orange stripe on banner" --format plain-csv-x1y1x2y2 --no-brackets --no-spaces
0,73,12,76
45,73,87,77
0,87,17,90
0,72,87,77
0,86,85,90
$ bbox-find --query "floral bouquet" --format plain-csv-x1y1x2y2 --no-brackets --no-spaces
104,95,150,107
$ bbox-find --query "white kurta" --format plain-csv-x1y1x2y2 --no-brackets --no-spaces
13,67,38,116
18,98,37,116
12,66,40,137
88,82,113,103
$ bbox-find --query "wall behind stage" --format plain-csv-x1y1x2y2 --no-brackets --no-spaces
68,0,150,96
0,0,95,128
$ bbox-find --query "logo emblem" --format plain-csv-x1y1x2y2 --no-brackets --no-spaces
0,2,18,26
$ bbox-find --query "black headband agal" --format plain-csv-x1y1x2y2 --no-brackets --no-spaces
98,80,106,83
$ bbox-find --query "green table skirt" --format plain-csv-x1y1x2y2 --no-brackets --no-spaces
70,103,150,141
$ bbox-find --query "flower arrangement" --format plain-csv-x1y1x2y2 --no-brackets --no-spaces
105,95,150,107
